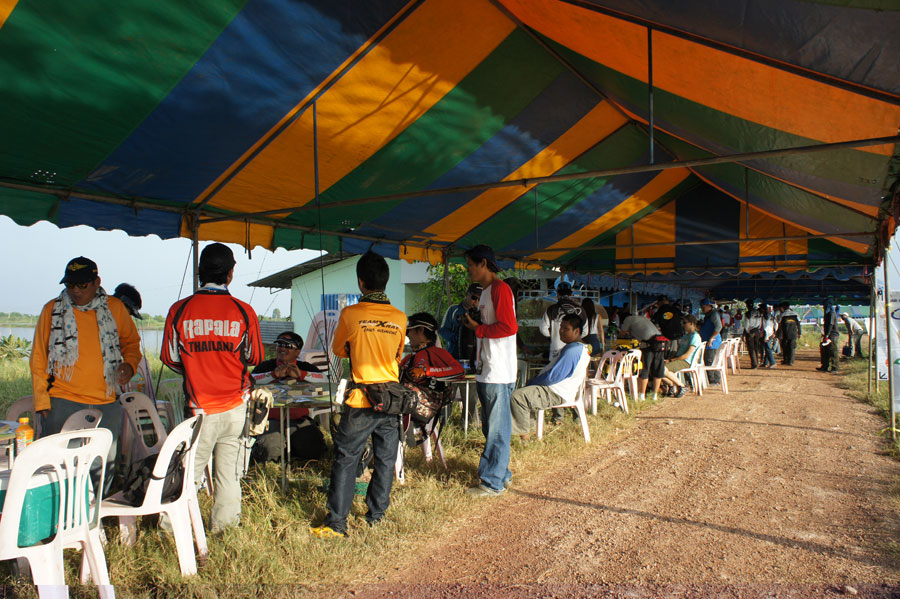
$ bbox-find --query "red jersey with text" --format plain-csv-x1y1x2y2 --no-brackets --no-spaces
161,287,264,415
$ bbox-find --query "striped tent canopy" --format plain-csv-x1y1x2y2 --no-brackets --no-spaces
1,0,898,277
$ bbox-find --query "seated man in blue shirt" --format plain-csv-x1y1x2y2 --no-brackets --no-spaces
510,313,591,442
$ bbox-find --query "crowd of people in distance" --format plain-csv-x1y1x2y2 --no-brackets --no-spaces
27,244,870,546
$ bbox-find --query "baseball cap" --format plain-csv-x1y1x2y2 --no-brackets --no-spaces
60,257,99,285
199,243,236,275
465,244,500,273
840,312,850,318
113,283,143,319
466,283,483,297
407,312,438,331
274,331,303,349
699,298,713,307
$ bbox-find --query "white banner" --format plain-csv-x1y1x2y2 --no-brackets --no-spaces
875,268,889,383
875,264,900,412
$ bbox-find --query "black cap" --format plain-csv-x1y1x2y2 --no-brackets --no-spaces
466,283,483,296
556,281,573,296
407,312,438,332
113,283,143,319
199,243,236,275
274,331,303,349
60,257,98,285
465,244,499,272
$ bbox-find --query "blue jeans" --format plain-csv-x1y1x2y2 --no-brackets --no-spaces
476,382,514,491
324,407,400,534
764,340,776,366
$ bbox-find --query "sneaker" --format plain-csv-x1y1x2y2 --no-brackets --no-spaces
466,484,506,497
673,386,687,398
309,525,346,538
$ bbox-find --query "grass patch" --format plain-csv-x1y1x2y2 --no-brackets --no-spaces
0,357,656,596
835,353,900,456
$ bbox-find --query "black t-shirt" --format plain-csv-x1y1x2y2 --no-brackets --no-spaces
653,303,684,340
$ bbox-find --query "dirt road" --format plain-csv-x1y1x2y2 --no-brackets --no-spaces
345,351,900,598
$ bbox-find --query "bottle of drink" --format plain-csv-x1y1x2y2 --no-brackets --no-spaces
16,417,34,453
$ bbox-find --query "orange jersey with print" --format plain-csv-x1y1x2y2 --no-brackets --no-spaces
161,288,263,415
332,298,406,409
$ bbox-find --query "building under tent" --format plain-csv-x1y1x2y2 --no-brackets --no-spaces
0,0,897,306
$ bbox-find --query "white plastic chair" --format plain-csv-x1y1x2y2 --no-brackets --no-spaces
621,349,642,402
101,416,207,577
118,392,167,463
536,377,591,443
699,343,730,394
585,351,628,414
60,409,103,433
678,344,705,395
6,395,42,438
725,338,742,374
0,428,115,599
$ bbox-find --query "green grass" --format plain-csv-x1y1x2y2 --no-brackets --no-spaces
0,358,649,596
835,352,900,456
0,359,32,415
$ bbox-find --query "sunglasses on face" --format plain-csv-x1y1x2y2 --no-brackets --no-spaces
469,294,481,300
65,280,95,290
274,341,299,349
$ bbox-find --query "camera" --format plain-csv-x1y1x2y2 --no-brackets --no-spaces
456,306,482,326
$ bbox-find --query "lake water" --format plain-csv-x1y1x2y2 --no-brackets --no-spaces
1,325,165,355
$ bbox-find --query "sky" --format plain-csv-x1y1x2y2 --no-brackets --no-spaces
0,216,320,318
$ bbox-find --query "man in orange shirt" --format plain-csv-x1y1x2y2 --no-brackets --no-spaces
311,251,407,538
30,257,142,480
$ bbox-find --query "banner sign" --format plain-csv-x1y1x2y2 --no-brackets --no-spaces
875,268,888,383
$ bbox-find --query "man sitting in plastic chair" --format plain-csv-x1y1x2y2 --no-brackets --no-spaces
510,313,590,442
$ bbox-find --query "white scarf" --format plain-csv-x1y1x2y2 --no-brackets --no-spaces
47,287,123,396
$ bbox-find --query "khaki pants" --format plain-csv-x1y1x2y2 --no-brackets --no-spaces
510,385,564,436
193,403,246,532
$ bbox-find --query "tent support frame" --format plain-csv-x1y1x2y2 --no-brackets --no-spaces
195,134,900,224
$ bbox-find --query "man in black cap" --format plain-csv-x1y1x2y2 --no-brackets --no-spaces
161,243,264,532
253,331,321,383
30,257,143,485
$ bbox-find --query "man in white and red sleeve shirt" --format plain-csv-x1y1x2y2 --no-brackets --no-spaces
161,243,263,532
461,245,518,496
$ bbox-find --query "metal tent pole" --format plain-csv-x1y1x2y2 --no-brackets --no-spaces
191,219,200,293
884,250,894,440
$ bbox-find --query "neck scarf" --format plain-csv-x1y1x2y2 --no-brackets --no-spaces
47,287,123,396
360,291,390,303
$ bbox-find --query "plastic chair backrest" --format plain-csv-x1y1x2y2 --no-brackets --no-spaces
156,379,186,426
690,343,706,367
0,428,112,551
5,395,42,439
60,409,103,433
592,351,620,382
622,349,642,377
119,392,168,461
711,342,729,368
143,416,202,507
